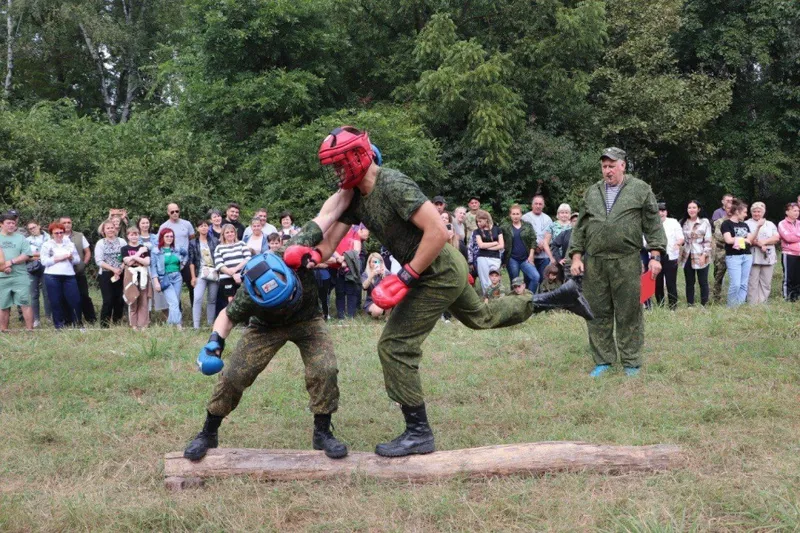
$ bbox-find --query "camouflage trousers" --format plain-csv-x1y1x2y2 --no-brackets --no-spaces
380,244,534,407
207,317,339,417
583,253,644,368
711,252,727,304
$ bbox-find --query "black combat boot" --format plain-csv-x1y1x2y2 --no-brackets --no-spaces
532,278,594,320
312,414,348,459
183,412,223,461
375,404,435,457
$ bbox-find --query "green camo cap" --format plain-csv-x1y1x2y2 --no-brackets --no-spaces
601,147,626,161
511,276,525,287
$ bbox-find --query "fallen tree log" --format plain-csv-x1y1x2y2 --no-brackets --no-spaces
164,441,683,489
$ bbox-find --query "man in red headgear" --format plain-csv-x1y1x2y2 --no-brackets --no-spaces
285,126,593,458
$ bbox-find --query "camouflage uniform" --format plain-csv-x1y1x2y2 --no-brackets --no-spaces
484,282,504,300
711,217,728,304
537,278,563,294
568,174,667,368
339,168,533,407
206,221,340,417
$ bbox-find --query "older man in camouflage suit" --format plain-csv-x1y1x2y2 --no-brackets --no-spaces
569,147,667,377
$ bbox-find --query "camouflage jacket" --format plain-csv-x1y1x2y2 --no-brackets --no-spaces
339,167,428,266
712,217,728,257
568,175,667,259
225,221,322,328
484,282,504,300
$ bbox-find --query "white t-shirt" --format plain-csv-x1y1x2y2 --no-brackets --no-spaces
521,211,552,258
246,234,264,255
244,223,278,240
662,217,684,261
745,218,778,265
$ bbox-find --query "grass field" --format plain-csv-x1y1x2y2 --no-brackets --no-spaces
1,289,799,531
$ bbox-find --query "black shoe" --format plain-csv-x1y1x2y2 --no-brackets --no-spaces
532,279,594,320
183,412,223,461
375,404,435,457
312,414,348,459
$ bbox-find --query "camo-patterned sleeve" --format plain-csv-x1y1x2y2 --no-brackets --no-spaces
279,221,324,253
383,171,428,222
225,285,257,324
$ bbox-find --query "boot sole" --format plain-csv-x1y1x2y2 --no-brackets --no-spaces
374,441,435,457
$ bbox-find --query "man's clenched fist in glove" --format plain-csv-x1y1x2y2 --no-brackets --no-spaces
284,246,322,269
197,332,225,375
372,264,420,309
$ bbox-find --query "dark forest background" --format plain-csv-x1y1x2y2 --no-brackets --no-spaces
1,0,798,231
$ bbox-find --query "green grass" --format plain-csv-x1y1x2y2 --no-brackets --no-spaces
1,292,799,531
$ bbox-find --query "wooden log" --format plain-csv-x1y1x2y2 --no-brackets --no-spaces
164,442,683,487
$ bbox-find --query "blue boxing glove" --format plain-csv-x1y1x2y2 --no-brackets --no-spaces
197,332,225,375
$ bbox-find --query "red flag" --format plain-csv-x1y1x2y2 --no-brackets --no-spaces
640,271,656,303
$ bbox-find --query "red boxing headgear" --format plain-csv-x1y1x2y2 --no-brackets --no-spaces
318,126,375,189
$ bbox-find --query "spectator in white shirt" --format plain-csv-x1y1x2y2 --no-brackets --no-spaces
521,194,553,280
243,208,278,240
656,203,684,309
745,202,780,304
40,222,81,328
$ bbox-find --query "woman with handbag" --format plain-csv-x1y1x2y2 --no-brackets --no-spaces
213,223,251,312
189,219,219,329
40,222,82,329
95,218,127,327
24,219,51,327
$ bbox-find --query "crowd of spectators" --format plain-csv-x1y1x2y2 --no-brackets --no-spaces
1,190,799,332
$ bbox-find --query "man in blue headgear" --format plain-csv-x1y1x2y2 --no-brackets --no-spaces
184,190,354,461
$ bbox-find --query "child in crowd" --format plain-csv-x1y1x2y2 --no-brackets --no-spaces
538,263,563,294
267,233,282,253
483,266,504,302
509,276,526,296
121,227,151,329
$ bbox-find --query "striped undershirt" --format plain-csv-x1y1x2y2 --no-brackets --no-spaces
605,182,622,213
214,241,252,279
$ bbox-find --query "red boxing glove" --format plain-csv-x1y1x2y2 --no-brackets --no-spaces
372,264,419,309
283,245,322,269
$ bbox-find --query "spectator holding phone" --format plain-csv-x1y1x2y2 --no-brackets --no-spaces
362,252,388,318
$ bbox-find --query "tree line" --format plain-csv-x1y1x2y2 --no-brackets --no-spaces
1,0,798,233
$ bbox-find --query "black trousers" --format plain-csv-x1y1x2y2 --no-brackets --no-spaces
684,264,710,306
180,263,193,312
655,258,678,309
783,254,800,301
98,271,124,327
75,270,97,323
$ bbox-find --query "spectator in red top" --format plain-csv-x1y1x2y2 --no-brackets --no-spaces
331,224,363,319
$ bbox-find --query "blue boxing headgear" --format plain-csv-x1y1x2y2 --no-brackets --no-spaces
371,144,382,166
243,253,302,309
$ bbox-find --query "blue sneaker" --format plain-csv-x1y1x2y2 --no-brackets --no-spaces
589,364,612,377
624,366,640,377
